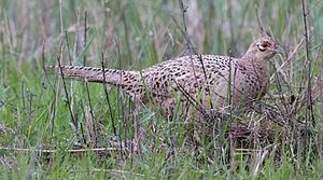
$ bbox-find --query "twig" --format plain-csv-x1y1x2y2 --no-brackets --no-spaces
41,42,58,135
172,80,199,112
271,64,289,119
311,41,323,102
251,145,272,179
64,30,73,65
178,0,194,54
122,12,132,66
80,103,88,145
227,0,236,56
100,52,117,136
255,3,266,36
83,11,87,66
302,0,315,128
173,79,231,122
172,1,199,85
91,168,151,178
56,51,76,126
270,37,305,81
177,0,213,109
41,41,49,83
175,1,209,81
59,0,64,33
0,147,118,153
84,81,97,147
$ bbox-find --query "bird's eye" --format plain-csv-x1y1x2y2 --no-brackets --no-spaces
257,41,271,52
259,46,266,52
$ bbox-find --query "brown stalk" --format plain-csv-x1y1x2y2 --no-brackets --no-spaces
100,52,117,137
64,30,73,65
0,146,118,153
41,41,58,135
83,11,87,66
84,81,97,147
302,0,315,127
56,50,76,128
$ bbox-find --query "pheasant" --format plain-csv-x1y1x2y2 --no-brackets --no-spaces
49,36,283,117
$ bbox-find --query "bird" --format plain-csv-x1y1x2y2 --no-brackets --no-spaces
48,36,283,118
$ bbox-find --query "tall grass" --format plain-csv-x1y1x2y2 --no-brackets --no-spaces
0,0,323,178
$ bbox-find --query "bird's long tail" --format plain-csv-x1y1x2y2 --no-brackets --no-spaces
47,65,140,87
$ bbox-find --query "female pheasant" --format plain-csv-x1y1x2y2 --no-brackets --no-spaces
49,36,282,117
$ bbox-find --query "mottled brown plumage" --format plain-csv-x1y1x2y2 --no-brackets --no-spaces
49,36,282,115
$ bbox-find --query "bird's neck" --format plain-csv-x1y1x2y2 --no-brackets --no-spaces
240,52,269,68
239,54,270,80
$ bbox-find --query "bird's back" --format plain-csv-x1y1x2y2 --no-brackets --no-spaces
142,54,269,108
142,55,235,106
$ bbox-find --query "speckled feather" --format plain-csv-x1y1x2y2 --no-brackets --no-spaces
49,36,280,112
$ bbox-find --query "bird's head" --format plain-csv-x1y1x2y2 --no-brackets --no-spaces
244,36,285,60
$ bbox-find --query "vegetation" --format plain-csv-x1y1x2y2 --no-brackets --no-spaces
0,0,322,179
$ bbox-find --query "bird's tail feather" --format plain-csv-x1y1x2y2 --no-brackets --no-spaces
47,65,131,86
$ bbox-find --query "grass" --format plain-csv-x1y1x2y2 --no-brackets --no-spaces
0,0,323,179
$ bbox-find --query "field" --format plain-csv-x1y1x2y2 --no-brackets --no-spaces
0,0,323,179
